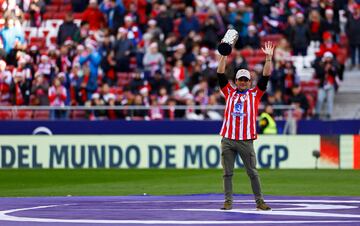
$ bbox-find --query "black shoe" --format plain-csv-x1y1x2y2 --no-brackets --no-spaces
256,199,271,211
220,200,232,210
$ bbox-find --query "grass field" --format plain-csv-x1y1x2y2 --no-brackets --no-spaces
0,169,359,197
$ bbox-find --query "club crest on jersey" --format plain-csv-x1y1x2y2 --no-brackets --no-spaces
232,103,246,117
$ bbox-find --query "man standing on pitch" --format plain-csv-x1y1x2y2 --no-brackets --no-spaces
217,41,274,210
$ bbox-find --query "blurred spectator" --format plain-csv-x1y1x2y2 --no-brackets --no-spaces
114,27,134,72
29,0,45,27
0,16,24,55
228,49,248,76
10,69,31,105
89,92,108,120
31,72,49,105
179,7,200,38
155,5,173,38
37,54,52,80
126,94,149,120
101,50,117,86
313,51,340,119
149,70,172,96
240,25,260,49
288,85,309,119
201,14,219,49
307,9,322,46
163,98,184,120
57,12,80,45
99,0,125,33
149,96,164,120
0,59,12,103
48,77,67,119
143,42,165,77
259,104,278,134
82,0,106,31
345,4,360,69
272,59,299,96
317,31,339,57
79,39,102,99
290,13,310,57
274,38,292,69
321,8,340,41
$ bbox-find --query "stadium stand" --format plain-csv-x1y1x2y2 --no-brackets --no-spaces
0,0,358,121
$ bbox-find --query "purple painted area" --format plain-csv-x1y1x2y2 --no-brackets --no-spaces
0,194,359,225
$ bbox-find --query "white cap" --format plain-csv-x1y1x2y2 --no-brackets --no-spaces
148,19,157,26
57,72,65,78
323,51,333,59
124,16,132,22
235,69,251,80
104,93,116,102
91,93,100,99
30,45,38,51
237,1,245,7
0,60,6,69
200,47,209,54
77,44,84,51
228,2,236,9
118,27,127,33
248,25,256,31
40,55,49,61
325,9,334,15
89,0,97,4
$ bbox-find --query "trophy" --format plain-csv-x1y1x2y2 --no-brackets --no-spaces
218,29,239,56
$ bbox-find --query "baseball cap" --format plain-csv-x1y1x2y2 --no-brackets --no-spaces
236,69,251,80
323,51,333,59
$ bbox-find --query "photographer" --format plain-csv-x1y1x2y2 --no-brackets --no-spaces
313,51,340,119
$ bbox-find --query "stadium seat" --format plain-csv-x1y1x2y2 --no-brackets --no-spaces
59,5,72,11
46,5,59,12
240,48,253,58
0,110,12,120
253,49,266,57
14,110,33,120
71,110,87,120
246,56,264,65
33,110,50,120
195,12,208,24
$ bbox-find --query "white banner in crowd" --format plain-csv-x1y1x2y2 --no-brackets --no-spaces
0,135,355,169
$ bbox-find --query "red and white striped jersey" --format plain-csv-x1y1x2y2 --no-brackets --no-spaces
220,82,265,140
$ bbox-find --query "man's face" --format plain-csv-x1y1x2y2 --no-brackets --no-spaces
235,77,251,91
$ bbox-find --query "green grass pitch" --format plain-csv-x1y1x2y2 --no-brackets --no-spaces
0,169,359,197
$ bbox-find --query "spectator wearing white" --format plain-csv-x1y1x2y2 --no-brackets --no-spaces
143,42,165,77
37,55,52,80
0,59,12,102
48,76,67,119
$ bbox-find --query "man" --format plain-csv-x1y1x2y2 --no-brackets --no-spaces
217,41,274,211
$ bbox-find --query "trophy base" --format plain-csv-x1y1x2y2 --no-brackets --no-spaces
218,43,233,56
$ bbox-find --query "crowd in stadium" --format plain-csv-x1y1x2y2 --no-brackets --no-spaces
0,0,359,120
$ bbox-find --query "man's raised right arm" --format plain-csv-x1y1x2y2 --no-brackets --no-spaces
217,55,228,89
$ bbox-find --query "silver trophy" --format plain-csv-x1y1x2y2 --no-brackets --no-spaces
218,29,239,56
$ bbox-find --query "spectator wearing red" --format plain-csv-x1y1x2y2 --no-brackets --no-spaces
48,76,67,119
82,0,106,31
316,31,339,57
0,59,12,103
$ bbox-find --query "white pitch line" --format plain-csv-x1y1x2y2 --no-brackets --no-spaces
0,199,360,224
112,199,360,204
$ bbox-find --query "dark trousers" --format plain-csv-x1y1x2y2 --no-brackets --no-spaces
221,137,263,203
